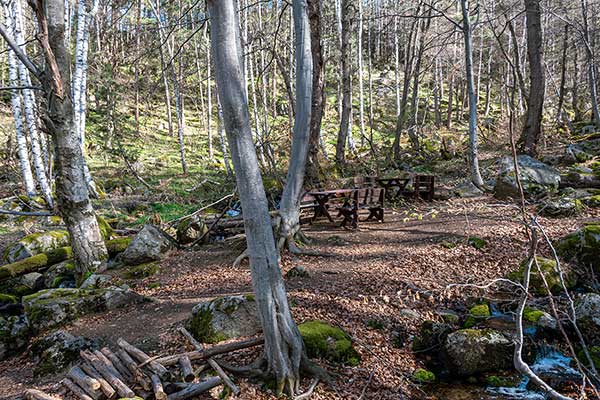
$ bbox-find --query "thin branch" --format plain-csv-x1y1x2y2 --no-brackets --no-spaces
0,22,42,78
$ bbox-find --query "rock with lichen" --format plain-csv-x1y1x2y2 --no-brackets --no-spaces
187,295,261,344
43,260,77,289
507,256,575,296
0,315,30,360
30,330,97,376
537,197,583,217
119,225,172,266
575,293,600,346
556,224,600,274
298,320,360,365
444,329,514,376
494,155,560,200
2,230,70,263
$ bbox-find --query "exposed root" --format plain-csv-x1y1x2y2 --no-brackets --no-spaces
287,239,331,257
232,248,249,268
295,378,319,400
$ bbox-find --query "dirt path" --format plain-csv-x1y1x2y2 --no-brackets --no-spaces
1,196,597,399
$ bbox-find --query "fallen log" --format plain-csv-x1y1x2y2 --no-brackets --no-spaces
23,389,62,400
93,350,126,382
61,378,94,400
117,338,169,379
80,363,116,399
178,356,194,383
156,337,264,366
167,377,223,400
80,351,135,398
164,382,191,395
178,327,240,395
101,347,133,382
116,348,152,390
151,374,167,400
67,366,101,399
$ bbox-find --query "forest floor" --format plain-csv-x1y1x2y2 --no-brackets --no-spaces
0,193,598,400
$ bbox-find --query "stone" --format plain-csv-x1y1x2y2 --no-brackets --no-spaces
124,262,159,279
176,216,208,245
556,224,600,274
0,315,30,360
412,320,453,353
298,320,360,365
493,155,560,200
19,272,44,291
285,265,309,278
412,368,436,383
464,303,491,328
507,256,575,296
187,295,261,344
102,286,144,310
575,293,600,346
537,197,583,217
79,274,112,289
43,260,76,288
444,329,514,376
96,216,115,241
2,230,70,263
398,308,421,320
30,330,97,376
451,181,484,198
565,139,600,163
119,225,172,266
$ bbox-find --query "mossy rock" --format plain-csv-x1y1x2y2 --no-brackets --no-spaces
97,216,115,241
0,294,17,305
0,315,30,359
298,320,360,366
413,320,453,353
444,329,514,376
538,197,583,217
577,346,600,370
412,368,436,383
507,256,575,295
106,237,132,257
484,373,522,387
0,247,73,281
124,262,159,279
556,224,600,273
583,194,600,208
2,230,70,263
30,330,97,376
468,236,486,250
187,295,261,344
43,260,76,288
523,307,544,323
463,303,491,328
176,216,208,245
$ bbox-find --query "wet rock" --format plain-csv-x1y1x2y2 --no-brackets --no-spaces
575,293,600,345
494,155,560,200
444,329,514,376
556,224,600,274
30,330,97,376
0,315,30,360
2,230,70,263
298,320,360,365
120,225,173,266
537,197,583,217
187,295,261,344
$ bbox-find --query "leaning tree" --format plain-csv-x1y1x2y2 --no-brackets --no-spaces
0,0,108,278
207,0,319,395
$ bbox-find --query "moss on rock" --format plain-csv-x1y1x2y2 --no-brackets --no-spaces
0,294,17,305
298,320,360,365
124,262,159,279
556,224,600,273
106,237,132,257
468,236,486,250
3,230,70,263
523,307,545,323
464,304,491,328
96,216,114,241
0,247,73,281
412,368,436,383
508,256,574,295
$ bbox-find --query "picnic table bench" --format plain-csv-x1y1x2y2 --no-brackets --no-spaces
376,175,435,201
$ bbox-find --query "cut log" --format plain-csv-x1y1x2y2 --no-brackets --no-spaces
164,382,191,395
80,350,135,398
178,356,194,383
61,378,94,400
93,350,126,382
0,247,72,281
116,348,152,390
67,366,101,399
156,337,264,366
178,327,240,395
117,338,169,379
101,347,133,381
23,389,62,400
80,363,116,399
167,377,223,400
151,374,167,400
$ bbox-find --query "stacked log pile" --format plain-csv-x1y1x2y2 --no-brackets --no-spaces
24,332,264,400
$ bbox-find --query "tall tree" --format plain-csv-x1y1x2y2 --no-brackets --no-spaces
519,0,545,156
335,0,352,165
207,0,307,394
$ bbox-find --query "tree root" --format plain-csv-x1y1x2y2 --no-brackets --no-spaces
232,248,249,268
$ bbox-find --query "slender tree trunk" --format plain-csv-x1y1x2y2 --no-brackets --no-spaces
556,24,569,125
447,29,458,128
205,25,214,160
519,0,545,156
357,0,366,146
207,1,306,394
581,0,600,126
216,93,232,177
336,0,352,165
461,0,484,188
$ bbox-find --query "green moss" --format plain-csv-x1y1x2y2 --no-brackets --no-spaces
412,368,436,383
188,306,218,343
508,256,574,295
464,304,490,328
96,216,114,240
0,247,72,281
366,319,385,330
485,374,521,387
468,236,486,250
585,194,600,207
124,262,159,279
0,293,17,304
441,241,457,249
523,307,545,323
105,237,132,256
298,320,360,365
244,294,255,302
578,346,600,370
147,282,160,290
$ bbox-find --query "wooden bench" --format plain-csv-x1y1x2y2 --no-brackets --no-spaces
413,175,435,201
337,187,385,229
299,192,319,224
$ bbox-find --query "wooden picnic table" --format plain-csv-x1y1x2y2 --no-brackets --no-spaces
376,177,410,199
375,175,435,201
307,188,357,223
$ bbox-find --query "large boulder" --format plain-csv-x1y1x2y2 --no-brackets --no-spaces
507,256,575,296
494,155,560,200
0,315,30,360
444,329,514,376
556,224,600,274
43,260,76,289
537,197,583,217
30,330,97,376
119,225,172,266
2,230,70,263
187,295,261,344
298,320,360,365
23,287,144,333
575,293,600,346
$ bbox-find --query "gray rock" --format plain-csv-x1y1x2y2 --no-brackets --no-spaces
80,274,112,289
398,308,421,320
19,272,45,291
285,265,309,278
43,260,76,288
2,230,70,263
444,329,514,376
187,295,261,343
102,286,144,310
0,315,30,360
537,197,583,217
494,155,560,200
575,293,600,345
451,181,484,198
120,225,172,266
30,330,97,376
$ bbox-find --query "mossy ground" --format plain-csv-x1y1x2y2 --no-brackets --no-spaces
467,236,486,250
464,304,490,328
124,262,159,279
412,368,436,383
298,320,360,366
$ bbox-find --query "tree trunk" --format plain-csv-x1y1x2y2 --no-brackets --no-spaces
336,0,352,166
581,0,600,127
519,0,545,156
460,0,484,188
357,0,366,146
556,24,569,125
33,0,108,278
207,0,306,395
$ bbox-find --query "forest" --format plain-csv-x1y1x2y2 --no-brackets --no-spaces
0,0,599,399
